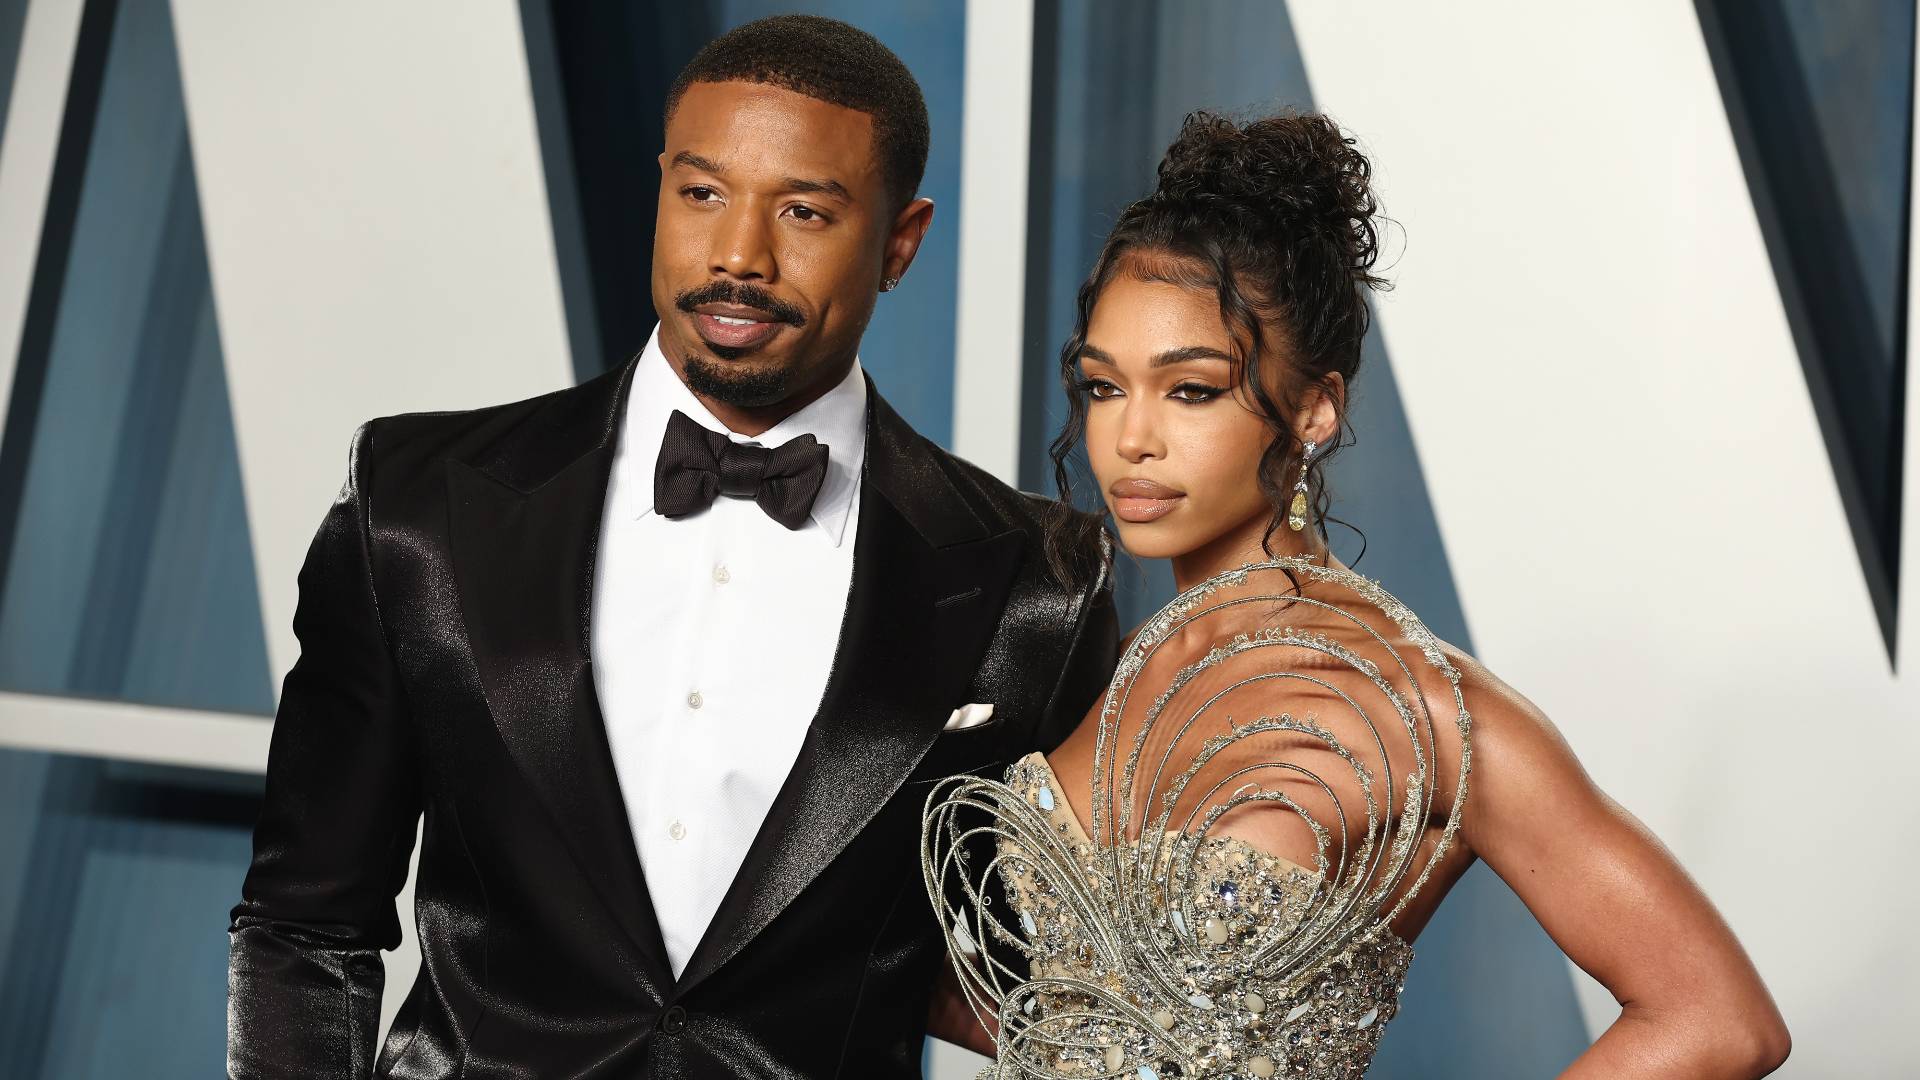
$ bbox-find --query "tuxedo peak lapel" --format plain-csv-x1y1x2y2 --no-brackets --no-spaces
676,385,1026,992
861,381,993,547
463,352,639,494
445,355,675,992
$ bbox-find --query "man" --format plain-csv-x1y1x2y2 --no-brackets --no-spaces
227,15,1115,1079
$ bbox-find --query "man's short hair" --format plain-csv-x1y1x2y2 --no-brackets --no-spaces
665,14,930,211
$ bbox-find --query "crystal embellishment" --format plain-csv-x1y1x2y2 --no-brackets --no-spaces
922,556,1472,1079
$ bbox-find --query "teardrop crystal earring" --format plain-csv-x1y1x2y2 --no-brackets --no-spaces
1287,439,1316,532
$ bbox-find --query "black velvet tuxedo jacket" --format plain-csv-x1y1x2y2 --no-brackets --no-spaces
227,354,1118,1079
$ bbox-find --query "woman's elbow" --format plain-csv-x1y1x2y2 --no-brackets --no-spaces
1638,997,1790,1078
1740,1013,1790,1077
1700,1003,1790,1078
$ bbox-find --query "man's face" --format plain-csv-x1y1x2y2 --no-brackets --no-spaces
653,80,917,411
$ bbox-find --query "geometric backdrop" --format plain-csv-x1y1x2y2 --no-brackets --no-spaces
1698,0,1913,662
0,2,1914,1077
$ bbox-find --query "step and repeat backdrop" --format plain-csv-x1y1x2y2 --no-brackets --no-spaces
0,1,1911,1076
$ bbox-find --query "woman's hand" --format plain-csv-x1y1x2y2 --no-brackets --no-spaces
1458,659,1790,1078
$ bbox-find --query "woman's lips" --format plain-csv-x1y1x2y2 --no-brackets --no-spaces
693,310,785,350
1109,478,1184,523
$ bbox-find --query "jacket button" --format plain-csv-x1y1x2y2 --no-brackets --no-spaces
659,1005,687,1034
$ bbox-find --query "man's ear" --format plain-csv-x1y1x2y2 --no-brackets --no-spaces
882,197,936,286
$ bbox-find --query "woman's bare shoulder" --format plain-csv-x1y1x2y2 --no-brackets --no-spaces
1431,640,1575,753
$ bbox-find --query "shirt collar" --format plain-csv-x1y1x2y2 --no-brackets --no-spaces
616,324,868,546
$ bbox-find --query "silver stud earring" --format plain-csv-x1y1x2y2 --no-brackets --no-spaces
880,277,900,293
1287,439,1317,532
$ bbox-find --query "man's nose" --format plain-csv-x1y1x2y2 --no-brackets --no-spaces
710,199,775,281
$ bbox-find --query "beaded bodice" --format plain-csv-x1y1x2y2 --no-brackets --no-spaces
922,557,1471,1080
995,753,1413,1077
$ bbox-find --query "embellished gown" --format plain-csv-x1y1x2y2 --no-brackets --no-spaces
922,557,1473,1079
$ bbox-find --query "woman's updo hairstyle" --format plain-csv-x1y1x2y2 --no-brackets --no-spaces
1046,109,1389,582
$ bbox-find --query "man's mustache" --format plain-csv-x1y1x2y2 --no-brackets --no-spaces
674,282,808,327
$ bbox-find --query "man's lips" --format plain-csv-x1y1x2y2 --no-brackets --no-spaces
1109,478,1184,523
694,301,777,321
690,305,786,350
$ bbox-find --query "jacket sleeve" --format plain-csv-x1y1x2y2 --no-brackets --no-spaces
228,421,422,1079
1034,532,1119,754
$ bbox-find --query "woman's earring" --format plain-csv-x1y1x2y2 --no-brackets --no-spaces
1287,439,1317,532
880,277,900,293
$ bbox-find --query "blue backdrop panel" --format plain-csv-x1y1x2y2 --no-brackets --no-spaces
0,754,256,1080
0,0,265,1075
0,0,269,714
1697,0,1915,657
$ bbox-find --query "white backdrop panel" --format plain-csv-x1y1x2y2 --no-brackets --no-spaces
1288,3,1917,1075
168,0,577,1041
0,0,84,437
168,0,575,684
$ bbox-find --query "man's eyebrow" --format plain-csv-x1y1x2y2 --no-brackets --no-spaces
671,151,725,174
784,176,852,204
669,152,850,204
1078,344,1235,367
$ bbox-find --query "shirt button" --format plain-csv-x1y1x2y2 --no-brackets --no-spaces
712,564,730,584
687,690,703,710
668,819,686,841
659,1005,687,1033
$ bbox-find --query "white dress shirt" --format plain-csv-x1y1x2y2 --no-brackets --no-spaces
590,325,867,978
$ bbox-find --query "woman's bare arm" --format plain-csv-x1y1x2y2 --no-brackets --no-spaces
1458,664,1790,1078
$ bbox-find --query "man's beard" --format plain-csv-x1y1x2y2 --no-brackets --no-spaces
673,280,808,408
682,351,791,408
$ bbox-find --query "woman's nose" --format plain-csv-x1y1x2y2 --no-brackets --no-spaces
1114,402,1163,463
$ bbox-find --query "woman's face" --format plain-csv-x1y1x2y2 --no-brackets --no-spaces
1077,272,1285,563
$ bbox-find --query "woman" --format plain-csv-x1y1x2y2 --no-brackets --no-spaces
922,111,1788,1078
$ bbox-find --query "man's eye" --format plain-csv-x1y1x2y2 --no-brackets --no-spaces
788,205,823,223
684,186,719,203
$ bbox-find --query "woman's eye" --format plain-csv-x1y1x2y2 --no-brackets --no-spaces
1170,382,1225,404
1082,378,1122,400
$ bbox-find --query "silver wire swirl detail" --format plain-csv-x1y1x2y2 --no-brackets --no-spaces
922,556,1473,1079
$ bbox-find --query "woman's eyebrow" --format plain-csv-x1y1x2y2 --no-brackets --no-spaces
1150,345,1234,367
1078,344,1235,367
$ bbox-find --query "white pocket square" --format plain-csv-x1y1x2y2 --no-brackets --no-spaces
942,703,996,732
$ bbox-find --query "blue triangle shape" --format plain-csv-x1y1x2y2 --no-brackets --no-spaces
0,0,274,718
1698,0,1914,663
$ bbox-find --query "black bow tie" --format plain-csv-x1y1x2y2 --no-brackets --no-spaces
652,409,829,530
